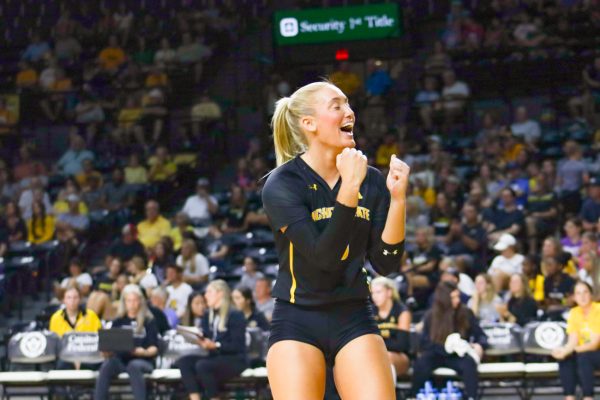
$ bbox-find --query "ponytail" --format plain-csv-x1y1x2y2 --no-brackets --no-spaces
270,81,337,166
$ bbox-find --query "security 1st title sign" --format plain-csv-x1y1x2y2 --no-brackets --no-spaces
274,4,402,46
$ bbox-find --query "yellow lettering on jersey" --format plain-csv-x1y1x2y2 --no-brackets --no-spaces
311,206,370,222
340,245,349,261
358,192,363,200
289,242,297,303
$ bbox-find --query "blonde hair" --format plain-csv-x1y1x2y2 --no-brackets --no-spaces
181,239,198,273
207,279,232,332
271,81,338,166
475,273,496,304
117,284,153,334
371,276,400,302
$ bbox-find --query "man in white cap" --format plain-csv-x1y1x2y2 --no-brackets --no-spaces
488,233,524,292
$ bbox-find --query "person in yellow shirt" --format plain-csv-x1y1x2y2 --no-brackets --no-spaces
523,255,545,302
50,286,102,369
15,62,38,89
98,35,126,73
124,153,148,185
552,281,600,400
169,212,194,251
375,134,400,169
137,200,171,250
329,61,362,98
145,66,169,89
148,146,177,182
27,200,55,244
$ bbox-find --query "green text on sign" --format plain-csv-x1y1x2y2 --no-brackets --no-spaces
274,4,402,46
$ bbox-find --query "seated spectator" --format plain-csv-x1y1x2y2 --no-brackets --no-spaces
544,256,576,313
55,258,93,301
365,58,392,97
98,35,126,74
4,200,28,244
182,178,218,224
87,257,124,321
21,32,50,63
439,258,475,301
484,188,525,244
557,141,589,216
139,90,168,147
445,202,487,274
499,129,526,164
181,291,206,327
254,277,274,322
405,194,430,242
124,153,148,186
150,287,178,329
232,286,270,331
176,32,212,82
552,281,600,400
523,255,545,303
176,280,247,400
329,61,362,99
578,232,599,267
411,282,487,400
468,273,503,323
440,69,470,123
165,263,194,319
526,173,558,252
561,217,584,257
81,175,106,220
56,133,94,177
513,12,546,48
414,76,440,132
149,240,175,283
542,236,577,276
499,273,538,326
424,41,452,75
27,199,55,244
112,96,143,147
581,176,600,232
371,277,411,377
127,256,158,296
145,64,169,89
510,106,541,146
137,200,171,250
190,93,222,138
53,178,88,216
176,239,210,288
56,194,90,242
578,250,600,298
54,31,81,64
170,212,194,251
475,112,501,146
13,144,47,188
133,37,154,67
488,233,525,292
76,159,103,191
113,3,134,44
39,67,72,122
103,168,133,227
108,224,145,263
74,91,105,146
375,134,400,170
19,176,52,219
15,61,38,90
154,37,177,67
219,184,248,234
205,226,231,268
239,256,264,292
50,286,102,369
403,226,442,302
94,284,158,400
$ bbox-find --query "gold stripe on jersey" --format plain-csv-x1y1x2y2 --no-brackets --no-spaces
311,206,370,222
341,245,350,261
289,242,297,303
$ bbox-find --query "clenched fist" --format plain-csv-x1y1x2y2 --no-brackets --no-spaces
336,148,368,188
386,154,410,200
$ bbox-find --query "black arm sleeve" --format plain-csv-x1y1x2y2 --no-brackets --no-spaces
367,170,404,276
284,201,358,272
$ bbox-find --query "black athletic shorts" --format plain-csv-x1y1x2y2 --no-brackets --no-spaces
268,298,379,366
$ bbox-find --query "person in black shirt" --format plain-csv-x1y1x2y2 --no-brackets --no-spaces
94,284,159,400
404,226,442,305
108,224,146,263
484,188,525,245
232,286,270,331
499,273,538,326
371,277,411,377
544,256,576,313
4,200,27,244
262,82,409,399
87,257,123,320
411,282,488,399
525,173,558,253
177,280,247,400
445,202,488,274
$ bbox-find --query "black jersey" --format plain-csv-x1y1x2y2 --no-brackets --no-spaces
374,301,410,353
262,155,404,306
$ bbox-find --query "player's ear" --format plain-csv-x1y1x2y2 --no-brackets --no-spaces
299,115,316,134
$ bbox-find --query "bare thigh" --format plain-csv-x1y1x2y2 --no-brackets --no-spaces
333,334,395,400
267,340,326,400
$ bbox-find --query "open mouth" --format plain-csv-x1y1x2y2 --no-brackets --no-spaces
340,124,354,135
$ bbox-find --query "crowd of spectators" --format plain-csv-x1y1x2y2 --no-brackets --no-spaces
2,0,600,398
